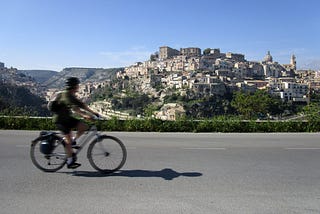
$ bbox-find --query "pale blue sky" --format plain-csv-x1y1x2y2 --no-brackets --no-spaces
0,0,319,71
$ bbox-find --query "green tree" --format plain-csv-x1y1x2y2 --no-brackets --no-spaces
203,48,211,55
231,91,252,119
184,95,233,119
302,103,320,121
144,104,159,117
267,95,285,117
231,90,276,119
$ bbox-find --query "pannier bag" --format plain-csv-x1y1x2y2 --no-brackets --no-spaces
39,131,56,155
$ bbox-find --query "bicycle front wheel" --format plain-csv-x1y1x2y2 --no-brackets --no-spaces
30,139,67,172
87,135,127,174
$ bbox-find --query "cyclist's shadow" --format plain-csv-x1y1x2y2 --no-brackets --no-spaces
70,168,202,180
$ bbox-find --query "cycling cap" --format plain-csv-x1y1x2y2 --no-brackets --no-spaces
65,77,80,90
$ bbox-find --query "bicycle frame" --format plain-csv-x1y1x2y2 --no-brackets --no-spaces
31,122,127,173
72,125,101,155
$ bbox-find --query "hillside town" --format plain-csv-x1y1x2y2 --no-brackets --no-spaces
94,46,320,120
117,46,314,102
1,46,320,120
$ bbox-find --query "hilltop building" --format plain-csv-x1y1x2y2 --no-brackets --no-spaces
283,54,297,71
180,47,201,57
159,46,180,60
263,51,273,63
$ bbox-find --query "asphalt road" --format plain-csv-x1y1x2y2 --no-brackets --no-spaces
1,130,320,214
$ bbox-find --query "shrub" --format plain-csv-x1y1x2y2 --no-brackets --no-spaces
1,116,320,132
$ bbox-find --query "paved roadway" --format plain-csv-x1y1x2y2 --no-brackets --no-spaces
1,130,320,214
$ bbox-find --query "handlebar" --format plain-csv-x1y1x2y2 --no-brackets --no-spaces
92,114,105,121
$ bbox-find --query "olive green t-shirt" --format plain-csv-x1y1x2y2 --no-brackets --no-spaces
53,90,85,123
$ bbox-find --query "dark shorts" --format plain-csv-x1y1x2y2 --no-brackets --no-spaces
55,117,80,135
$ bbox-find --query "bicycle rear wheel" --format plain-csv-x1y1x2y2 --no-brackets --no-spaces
87,135,127,174
30,138,67,172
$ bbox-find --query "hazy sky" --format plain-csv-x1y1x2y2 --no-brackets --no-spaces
0,0,319,71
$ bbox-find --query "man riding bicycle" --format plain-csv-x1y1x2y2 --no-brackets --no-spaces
53,77,99,169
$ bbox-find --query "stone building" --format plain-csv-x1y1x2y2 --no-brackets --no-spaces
263,51,273,63
155,103,186,121
283,54,297,71
226,52,245,62
180,47,201,57
159,46,180,60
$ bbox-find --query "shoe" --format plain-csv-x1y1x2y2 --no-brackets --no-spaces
67,162,81,169
67,154,81,169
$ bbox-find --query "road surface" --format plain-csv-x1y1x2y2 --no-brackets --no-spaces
1,130,320,213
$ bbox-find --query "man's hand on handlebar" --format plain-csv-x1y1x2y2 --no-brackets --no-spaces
83,114,94,121
93,113,100,118
90,113,104,121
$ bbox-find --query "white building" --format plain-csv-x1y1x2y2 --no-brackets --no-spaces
276,82,308,102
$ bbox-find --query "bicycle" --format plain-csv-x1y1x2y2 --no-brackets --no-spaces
30,118,127,174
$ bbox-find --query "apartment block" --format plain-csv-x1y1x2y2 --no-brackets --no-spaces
271,81,309,102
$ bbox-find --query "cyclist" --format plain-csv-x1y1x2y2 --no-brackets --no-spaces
53,77,99,169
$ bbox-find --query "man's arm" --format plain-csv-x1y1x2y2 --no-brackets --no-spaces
82,104,99,117
72,106,92,119
72,104,99,120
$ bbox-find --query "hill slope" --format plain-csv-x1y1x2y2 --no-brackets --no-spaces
18,70,58,83
0,82,49,116
43,67,123,89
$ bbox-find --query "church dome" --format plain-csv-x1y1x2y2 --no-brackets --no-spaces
264,51,273,63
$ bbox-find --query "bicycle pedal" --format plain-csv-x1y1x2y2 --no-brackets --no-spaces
72,145,81,149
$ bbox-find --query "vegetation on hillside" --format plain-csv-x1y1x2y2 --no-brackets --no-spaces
0,82,49,116
89,78,309,120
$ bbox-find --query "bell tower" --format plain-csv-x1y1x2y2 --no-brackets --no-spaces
290,54,296,70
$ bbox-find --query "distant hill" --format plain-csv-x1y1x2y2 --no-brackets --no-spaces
0,82,49,116
43,67,123,89
17,70,58,83
298,59,320,71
